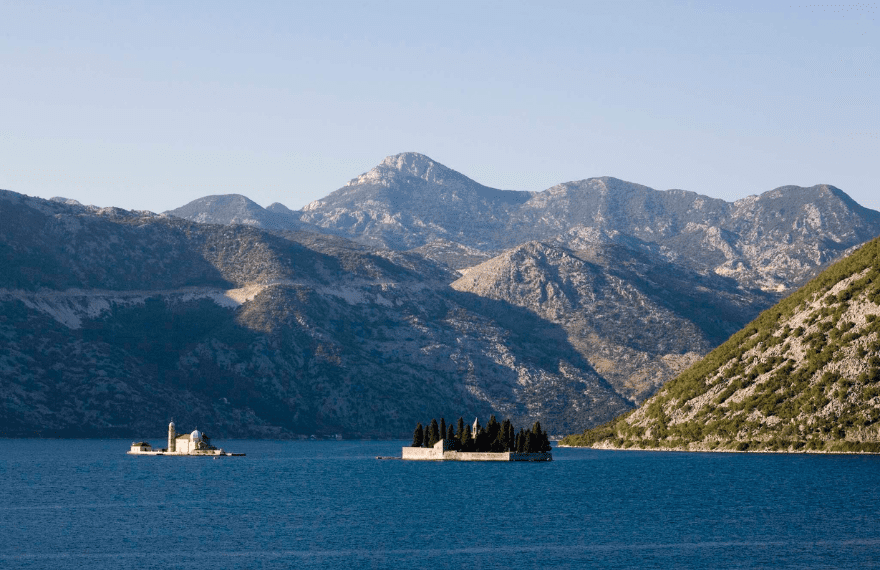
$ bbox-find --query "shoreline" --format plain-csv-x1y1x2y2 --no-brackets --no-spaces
557,443,880,455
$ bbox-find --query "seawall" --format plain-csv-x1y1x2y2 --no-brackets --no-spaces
401,440,551,461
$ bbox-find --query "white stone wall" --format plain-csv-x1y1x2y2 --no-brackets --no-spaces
400,440,553,461
401,439,446,460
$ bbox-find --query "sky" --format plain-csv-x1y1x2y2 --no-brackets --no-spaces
1,0,878,213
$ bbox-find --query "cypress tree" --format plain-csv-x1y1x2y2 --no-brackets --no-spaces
533,421,551,452
475,426,489,452
507,422,516,451
486,415,500,450
457,417,465,440
447,424,456,449
412,423,424,447
516,429,525,452
461,424,472,451
428,418,440,447
500,419,512,451
439,418,446,443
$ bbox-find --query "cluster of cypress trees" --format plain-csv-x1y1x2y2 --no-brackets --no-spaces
411,415,552,453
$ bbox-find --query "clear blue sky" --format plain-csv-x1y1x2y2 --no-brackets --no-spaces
1,0,878,212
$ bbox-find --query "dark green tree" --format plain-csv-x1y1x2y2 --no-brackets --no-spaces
533,421,551,452
461,424,473,451
439,418,446,442
499,418,512,451
516,429,532,453
516,428,526,452
412,423,424,447
447,424,456,449
485,415,501,451
457,417,465,440
428,418,440,447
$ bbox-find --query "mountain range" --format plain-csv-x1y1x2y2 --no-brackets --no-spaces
2,152,879,438
170,152,880,293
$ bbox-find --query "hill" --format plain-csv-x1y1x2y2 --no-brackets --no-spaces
561,236,880,453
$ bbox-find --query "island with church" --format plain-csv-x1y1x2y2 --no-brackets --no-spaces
399,415,552,461
127,421,245,456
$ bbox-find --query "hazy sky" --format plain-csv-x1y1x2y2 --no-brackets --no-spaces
2,1,878,213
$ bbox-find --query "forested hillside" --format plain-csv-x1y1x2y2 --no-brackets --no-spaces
562,237,880,452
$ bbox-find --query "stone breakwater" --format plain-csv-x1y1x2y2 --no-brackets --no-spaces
400,439,552,461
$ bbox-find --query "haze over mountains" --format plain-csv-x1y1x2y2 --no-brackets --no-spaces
3,153,879,438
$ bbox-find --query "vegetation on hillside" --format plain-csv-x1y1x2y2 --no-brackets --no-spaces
412,415,552,453
562,236,880,453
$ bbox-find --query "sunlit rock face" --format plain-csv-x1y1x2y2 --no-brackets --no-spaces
171,153,880,295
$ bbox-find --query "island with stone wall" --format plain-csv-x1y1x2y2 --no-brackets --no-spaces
400,416,552,461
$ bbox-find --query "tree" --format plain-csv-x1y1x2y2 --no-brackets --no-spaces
516,428,526,452
447,424,456,449
428,418,440,447
439,418,446,443
412,423,424,447
533,421,551,452
461,424,473,451
475,425,490,452
457,417,465,440
500,419,513,451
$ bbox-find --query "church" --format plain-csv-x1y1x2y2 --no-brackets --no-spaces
127,421,244,456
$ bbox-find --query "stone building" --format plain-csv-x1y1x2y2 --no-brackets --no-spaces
128,421,243,456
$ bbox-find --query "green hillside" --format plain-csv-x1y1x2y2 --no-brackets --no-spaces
561,236,880,453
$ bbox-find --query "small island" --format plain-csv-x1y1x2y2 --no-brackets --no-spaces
400,416,552,461
128,421,245,456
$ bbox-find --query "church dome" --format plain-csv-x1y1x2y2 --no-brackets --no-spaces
169,421,175,429
191,429,201,441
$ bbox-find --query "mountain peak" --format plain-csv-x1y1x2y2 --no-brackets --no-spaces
345,152,463,187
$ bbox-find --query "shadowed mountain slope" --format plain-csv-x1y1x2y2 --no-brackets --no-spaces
0,190,630,438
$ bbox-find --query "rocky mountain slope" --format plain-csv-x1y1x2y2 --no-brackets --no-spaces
165,153,880,409
451,241,776,403
561,236,880,452
170,153,880,294
0,190,631,438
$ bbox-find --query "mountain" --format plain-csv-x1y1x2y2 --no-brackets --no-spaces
169,153,880,294
560,236,880,452
0,189,630,438
6,154,880,439
166,194,315,232
451,241,776,403
297,152,533,251
163,153,880,409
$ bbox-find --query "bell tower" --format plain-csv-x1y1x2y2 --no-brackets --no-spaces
168,420,176,452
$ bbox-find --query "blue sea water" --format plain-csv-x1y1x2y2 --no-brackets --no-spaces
1,440,879,569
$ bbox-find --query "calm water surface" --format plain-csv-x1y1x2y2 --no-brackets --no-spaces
0,440,878,569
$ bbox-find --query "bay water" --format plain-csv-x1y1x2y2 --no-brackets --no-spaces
1,439,879,569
